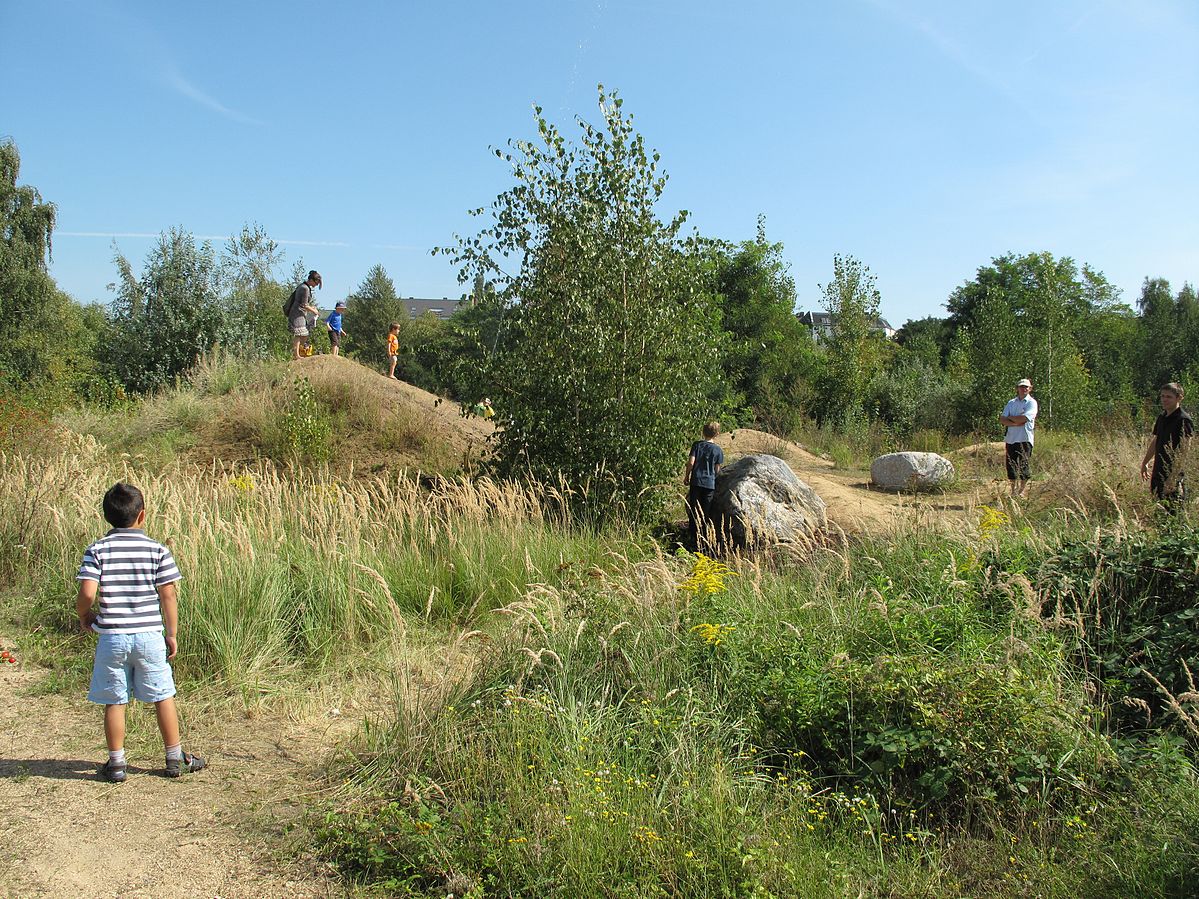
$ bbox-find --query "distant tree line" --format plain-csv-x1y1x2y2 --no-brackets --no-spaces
2,111,1195,508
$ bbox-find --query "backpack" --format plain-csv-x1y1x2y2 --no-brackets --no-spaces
282,286,302,317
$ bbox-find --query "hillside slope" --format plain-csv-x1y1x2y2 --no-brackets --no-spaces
190,355,495,474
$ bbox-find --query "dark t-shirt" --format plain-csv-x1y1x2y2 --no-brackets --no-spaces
689,440,724,490
1153,408,1194,483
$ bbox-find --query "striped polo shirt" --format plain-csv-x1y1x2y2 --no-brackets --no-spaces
76,529,181,634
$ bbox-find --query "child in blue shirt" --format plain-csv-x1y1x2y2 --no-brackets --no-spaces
325,301,348,356
684,421,724,550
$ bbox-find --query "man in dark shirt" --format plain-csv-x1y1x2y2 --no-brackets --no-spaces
1140,382,1194,505
684,421,724,550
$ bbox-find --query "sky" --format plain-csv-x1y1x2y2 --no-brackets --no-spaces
2,0,1197,326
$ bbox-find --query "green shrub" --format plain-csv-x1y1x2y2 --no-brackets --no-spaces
276,377,332,463
1038,519,1199,734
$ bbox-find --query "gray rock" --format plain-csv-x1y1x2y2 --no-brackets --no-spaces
870,451,955,491
710,454,827,548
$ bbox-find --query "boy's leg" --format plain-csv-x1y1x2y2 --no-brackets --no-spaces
155,697,181,749
104,703,127,752
156,695,207,777
685,486,699,549
696,488,718,551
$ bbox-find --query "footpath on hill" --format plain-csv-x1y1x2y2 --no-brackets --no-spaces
0,646,346,899
716,428,981,535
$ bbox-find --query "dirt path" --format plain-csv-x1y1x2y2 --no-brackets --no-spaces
717,428,983,535
0,652,349,899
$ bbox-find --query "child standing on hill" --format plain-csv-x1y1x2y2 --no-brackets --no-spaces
684,421,724,550
76,483,205,783
386,322,400,379
325,301,348,357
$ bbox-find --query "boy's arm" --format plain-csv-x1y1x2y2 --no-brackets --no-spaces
158,581,179,660
683,455,696,486
76,580,98,634
1141,436,1157,480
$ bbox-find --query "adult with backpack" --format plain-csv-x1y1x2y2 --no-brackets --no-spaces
284,271,322,359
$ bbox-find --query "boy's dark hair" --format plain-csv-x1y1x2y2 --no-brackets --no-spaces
702,421,721,439
388,321,401,331
1162,382,1184,398
103,483,145,528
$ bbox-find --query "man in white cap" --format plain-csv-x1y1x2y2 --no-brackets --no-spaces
999,378,1038,498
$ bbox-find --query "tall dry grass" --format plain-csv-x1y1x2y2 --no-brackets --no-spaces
0,442,642,707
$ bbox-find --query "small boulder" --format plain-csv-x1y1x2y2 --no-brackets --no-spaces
711,454,827,548
870,452,955,491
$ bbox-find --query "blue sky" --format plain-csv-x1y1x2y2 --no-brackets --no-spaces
2,0,1196,325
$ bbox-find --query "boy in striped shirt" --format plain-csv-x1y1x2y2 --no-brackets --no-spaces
76,483,206,783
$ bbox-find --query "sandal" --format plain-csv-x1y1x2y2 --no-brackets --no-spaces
101,759,127,783
165,750,207,777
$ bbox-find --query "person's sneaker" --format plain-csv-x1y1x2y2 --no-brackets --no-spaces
165,751,207,778
101,759,127,783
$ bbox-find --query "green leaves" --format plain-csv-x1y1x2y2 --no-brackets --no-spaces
440,87,723,521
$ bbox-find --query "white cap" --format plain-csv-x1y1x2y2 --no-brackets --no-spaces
1016,378,1032,388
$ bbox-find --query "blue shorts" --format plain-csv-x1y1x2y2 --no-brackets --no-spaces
88,631,177,705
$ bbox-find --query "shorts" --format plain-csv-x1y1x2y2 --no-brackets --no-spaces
329,330,342,348
1005,442,1032,480
289,316,309,337
88,631,177,705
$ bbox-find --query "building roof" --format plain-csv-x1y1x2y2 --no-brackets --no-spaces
403,297,463,320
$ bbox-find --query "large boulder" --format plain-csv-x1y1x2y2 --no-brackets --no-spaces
870,451,955,491
711,454,827,548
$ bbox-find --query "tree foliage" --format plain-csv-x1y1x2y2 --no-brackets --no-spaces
103,228,230,393
714,217,818,432
816,254,884,426
946,253,1096,430
221,223,290,359
343,264,405,367
439,87,723,518
0,139,99,400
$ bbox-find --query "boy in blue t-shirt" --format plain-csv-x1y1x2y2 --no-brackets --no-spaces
325,301,348,357
684,421,724,549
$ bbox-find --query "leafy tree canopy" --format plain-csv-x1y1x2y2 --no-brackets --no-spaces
438,87,724,519
713,216,817,431
0,139,99,400
343,264,405,366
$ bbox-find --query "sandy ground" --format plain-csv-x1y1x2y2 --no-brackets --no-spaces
0,650,349,899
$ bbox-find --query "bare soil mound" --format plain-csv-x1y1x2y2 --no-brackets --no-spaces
715,428,973,535
189,354,495,476
300,354,494,470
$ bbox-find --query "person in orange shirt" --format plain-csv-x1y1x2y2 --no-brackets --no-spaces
386,322,400,379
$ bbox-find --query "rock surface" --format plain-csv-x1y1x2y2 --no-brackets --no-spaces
870,451,955,491
710,454,827,547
